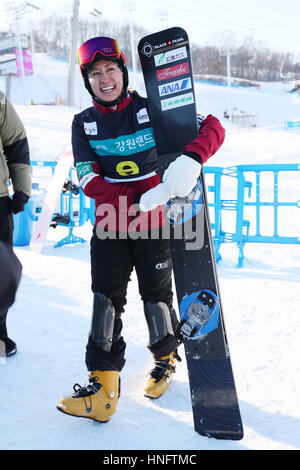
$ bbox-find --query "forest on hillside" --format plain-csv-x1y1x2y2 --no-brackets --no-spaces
31,14,300,82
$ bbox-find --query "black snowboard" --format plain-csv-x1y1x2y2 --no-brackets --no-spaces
138,27,243,440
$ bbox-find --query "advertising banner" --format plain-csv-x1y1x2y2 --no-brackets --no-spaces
14,48,33,76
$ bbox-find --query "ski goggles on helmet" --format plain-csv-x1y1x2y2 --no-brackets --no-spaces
77,37,126,68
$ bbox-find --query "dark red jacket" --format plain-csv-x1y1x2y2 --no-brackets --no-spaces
72,93,225,232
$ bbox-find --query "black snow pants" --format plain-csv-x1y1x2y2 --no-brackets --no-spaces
0,197,14,339
86,228,176,372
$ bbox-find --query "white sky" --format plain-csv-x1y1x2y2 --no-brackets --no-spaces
1,0,300,58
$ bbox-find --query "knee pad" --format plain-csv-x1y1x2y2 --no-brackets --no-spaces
144,301,175,347
90,293,116,352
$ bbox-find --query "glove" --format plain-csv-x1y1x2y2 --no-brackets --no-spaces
139,154,201,212
10,191,29,215
139,183,173,212
162,154,201,198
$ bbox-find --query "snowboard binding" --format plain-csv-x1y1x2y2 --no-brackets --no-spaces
165,180,202,225
51,214,71,227
179,289,219,339
63,180,79,195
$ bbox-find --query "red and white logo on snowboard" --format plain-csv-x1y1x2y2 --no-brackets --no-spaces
156,62,190,82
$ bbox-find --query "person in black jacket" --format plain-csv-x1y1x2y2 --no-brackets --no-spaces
57,36,225,423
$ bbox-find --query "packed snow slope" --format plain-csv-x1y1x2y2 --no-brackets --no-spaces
0,54,300,451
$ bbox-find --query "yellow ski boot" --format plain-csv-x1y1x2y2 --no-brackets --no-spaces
144,351,181,399
57,370,119,422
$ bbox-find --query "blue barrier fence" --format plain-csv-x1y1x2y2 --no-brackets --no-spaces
285,120,300,129
205,164,300,266
14,161,300,267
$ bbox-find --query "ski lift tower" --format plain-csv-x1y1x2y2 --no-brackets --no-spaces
220,47,234,120
123,1,137,90
68,0,80,107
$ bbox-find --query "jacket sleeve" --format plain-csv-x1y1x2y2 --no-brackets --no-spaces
71,115,132,206
0,93,31,196
183,114,225,164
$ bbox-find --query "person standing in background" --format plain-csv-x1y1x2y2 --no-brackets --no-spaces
0,91,31,356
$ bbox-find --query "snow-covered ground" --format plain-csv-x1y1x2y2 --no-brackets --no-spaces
1,54,300,451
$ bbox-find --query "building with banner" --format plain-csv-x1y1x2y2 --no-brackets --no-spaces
0,33,33,97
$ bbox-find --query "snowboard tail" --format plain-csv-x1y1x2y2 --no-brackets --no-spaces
191,358,243,439
138,27,243,440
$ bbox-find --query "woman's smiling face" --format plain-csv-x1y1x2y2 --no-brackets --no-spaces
88,60,124,103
